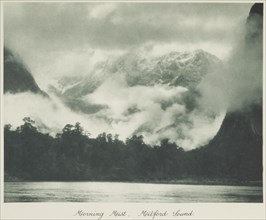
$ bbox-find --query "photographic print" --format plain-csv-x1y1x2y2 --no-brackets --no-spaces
0,0,265,219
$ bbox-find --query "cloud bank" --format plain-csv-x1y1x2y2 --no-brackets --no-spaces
4,78,225,150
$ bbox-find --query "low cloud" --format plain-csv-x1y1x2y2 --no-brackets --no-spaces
198,14,262,113
3,73,226,150
4,92,111,136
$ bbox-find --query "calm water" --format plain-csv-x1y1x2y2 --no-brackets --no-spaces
4,182,263,203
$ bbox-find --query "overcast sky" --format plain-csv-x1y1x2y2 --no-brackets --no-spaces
4,2,251,87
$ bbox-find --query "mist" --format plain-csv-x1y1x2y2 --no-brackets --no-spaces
4,3,261,150
4,69,225,150
4,92,124,137
198,13,262,114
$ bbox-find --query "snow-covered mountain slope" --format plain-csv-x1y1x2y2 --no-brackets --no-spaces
48,49,221,114
110,49,221,88
30,48,223,148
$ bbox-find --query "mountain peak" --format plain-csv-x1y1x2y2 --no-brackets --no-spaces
249,3,263,16
4,47,48,97
53,49,221,95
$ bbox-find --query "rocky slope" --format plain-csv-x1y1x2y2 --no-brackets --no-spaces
4,47,48,97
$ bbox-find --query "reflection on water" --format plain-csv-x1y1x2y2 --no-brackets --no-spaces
4,182,263,203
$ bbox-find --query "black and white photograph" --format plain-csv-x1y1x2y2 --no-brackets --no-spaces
0,0,265,218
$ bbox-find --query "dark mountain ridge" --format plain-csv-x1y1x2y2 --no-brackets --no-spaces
189,3,263,181
4,47,48,97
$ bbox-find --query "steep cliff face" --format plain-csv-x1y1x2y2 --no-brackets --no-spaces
198,3,263,181
4,47,47,97
202,104,262,180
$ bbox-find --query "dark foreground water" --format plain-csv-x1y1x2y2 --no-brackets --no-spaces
4,182,263,203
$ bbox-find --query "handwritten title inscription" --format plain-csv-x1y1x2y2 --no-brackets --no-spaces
74,209,194,219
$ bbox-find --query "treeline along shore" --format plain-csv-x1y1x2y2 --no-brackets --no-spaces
4,117,262,186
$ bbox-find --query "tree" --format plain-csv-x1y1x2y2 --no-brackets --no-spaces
16,117,37,133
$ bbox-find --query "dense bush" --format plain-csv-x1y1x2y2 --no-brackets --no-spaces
4,117,262,182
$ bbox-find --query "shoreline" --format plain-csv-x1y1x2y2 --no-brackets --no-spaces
4,177,262,187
